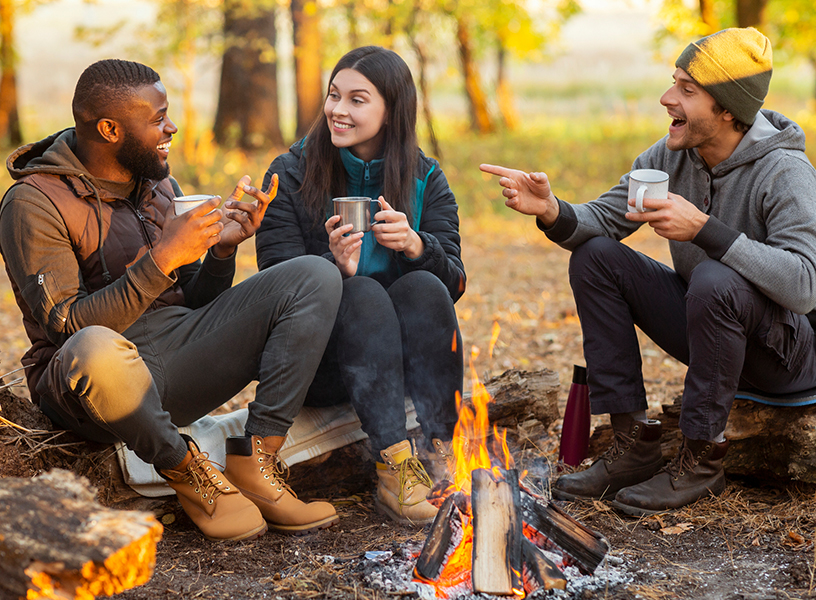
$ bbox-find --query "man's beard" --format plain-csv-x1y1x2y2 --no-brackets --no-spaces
116,131,170,181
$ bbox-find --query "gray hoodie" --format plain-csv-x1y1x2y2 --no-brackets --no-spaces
544,109,816,315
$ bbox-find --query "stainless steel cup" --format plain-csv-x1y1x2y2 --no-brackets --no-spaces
332,197,381,233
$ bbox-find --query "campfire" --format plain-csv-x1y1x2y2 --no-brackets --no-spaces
413,346,610,598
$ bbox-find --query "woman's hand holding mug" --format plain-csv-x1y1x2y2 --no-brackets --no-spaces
371,196,424,259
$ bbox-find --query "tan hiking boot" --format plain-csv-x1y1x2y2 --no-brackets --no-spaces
223,435,339,534
375,439,438,525
160,438,267,542
421,438,455,485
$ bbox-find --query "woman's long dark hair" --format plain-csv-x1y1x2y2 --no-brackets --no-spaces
301,46,419,225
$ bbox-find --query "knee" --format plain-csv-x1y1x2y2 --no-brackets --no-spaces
340,277,392,323
686,260,747,305
569,237,620,281
388,271,449,308
286,255,343,306
60,327,143,394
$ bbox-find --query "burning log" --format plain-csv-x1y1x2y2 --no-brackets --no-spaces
0,469,162,599
520,489,609,575
471,468,523,596
415,493,465,582
521,537,567,592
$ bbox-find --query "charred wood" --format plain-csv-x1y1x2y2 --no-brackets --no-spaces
471,468,522,595
522,536,567,592
520,488,609,574
415,493,464,582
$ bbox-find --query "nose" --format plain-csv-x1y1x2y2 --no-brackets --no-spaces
659,85,675,108
165,115,179,134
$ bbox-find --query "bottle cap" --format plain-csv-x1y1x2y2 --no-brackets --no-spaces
572,365,587,385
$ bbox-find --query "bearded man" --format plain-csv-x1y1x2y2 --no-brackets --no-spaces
481,28,816,515
1,59,343,540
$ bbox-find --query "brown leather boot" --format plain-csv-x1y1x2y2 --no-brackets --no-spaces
223,435,339,534
553,414,664,501
612,437,729,516
375,440,438,525
420,438,455,485
160,437,267,542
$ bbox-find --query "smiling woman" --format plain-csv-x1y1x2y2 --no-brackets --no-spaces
256,46,467,528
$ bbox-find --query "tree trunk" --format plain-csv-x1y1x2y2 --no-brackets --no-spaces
291,0,323,139
408,32,442,160
456,16,493,134
496,42,518,131
0,0,22,147
213,0,283,150
698,0,719,32
736,0,767,27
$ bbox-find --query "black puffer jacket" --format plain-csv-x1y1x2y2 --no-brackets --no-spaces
256,140,466,302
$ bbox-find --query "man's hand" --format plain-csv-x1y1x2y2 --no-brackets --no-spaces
212,174,278,258
325,215,363,278
371,196,424,259
479,163,560,226
625,192,709,241
152,196,225,275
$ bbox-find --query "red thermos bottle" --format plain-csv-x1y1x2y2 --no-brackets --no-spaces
559,365,590,466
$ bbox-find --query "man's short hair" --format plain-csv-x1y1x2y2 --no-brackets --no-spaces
72,59,161,126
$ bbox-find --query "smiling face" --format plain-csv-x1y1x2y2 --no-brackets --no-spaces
324,68,387,162
116,81,177,181
660,68,734,161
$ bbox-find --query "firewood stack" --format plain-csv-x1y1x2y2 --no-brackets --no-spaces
0,469,162,599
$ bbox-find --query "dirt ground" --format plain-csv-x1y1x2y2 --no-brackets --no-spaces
2,219,816,599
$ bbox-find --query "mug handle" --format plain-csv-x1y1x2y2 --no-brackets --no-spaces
636,185,647,213
370,199,385,226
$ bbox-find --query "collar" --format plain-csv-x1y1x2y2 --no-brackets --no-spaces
732,111,780,156
339,147,384,185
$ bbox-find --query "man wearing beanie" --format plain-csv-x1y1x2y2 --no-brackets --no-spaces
481,28,816,515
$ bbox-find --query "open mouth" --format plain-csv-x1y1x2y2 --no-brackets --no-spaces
157,140,172,156
333,121,354,130
671,117,687,128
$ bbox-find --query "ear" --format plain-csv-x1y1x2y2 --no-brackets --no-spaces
96,118,122,143
720,110,735,123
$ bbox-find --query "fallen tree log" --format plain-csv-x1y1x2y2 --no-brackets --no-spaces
0,469,162,600
588,395,816,483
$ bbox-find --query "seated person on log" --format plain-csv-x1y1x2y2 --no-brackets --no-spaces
0,59,343,540
256,46,466,526
481,28,816,516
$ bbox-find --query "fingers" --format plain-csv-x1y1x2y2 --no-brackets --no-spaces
228,175,252,202
262,173,279,198
479,163,515,178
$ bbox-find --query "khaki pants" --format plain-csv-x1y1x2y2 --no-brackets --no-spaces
39,256,342,470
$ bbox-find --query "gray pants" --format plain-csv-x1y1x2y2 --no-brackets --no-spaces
39,255,342,470
569,237,816,440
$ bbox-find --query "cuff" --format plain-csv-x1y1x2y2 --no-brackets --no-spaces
397,231,440,271
692,216,740,260
139,250,179,293
537,198,578,243
202,247,237,278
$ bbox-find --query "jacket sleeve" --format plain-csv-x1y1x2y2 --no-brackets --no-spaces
395,165,466,302
0,186,175,346
706,156,816,314
256,154,310,271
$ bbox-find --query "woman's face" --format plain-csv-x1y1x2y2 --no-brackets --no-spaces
324,68,387,163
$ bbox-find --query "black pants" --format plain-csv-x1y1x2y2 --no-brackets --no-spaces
569,237,816,440
304,270,462,453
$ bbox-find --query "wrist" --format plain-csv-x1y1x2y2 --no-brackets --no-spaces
403,231,424,260
211,243,236,259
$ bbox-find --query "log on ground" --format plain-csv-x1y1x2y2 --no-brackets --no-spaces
0,469,163,600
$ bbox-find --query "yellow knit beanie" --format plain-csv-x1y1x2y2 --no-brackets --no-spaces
675,27,772,125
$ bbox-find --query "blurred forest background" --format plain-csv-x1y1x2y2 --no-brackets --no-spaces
0,0,816,381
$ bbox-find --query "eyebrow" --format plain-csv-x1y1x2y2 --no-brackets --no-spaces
151,106,168,120
329,83,371,95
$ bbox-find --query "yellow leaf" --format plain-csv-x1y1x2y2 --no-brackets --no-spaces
592,500,610,512
660,522,693,535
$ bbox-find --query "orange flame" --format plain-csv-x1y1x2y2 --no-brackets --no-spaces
488,321,501,358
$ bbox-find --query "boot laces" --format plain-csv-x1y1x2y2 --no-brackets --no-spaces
176,450,225,504
601,428,636,462
396,457,433,506
664,444,698,480
256,445,294,496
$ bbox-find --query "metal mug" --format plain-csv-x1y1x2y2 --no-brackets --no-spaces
332,197,382,233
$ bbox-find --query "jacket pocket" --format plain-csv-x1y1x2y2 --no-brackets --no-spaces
22,271,68,337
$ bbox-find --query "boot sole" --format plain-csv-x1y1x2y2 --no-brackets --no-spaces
610,477,727,518
374,497,436,526
267,514,340,535
203,521,268,542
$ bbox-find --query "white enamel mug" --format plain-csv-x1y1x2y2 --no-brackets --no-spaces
627,169,669,213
